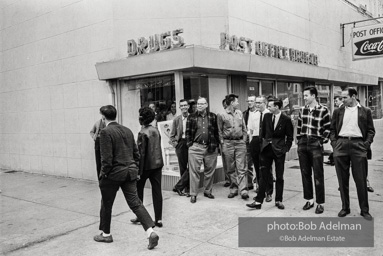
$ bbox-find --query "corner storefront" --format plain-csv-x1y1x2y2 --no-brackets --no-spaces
95,44,382,189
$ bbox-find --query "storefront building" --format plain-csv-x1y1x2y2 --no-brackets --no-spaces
1,0,383,182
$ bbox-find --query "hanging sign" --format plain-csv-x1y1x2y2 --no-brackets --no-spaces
127,29,185,57
219,33,318,66
352,23,383,60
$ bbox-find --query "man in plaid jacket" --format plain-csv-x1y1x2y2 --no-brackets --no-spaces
297,86,331,215
186,97,220,203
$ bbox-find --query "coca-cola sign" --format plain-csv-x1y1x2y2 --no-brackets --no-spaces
352,24,383,60
354,37,383,56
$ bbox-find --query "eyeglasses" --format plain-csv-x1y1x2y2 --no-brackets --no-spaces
180,104,189,107
197,103,206,106
255,102,263,104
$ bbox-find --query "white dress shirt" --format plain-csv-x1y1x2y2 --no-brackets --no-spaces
273,112,282,130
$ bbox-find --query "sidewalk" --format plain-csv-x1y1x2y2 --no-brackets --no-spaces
1,132,383,255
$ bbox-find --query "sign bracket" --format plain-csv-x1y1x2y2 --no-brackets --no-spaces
340,17,383,47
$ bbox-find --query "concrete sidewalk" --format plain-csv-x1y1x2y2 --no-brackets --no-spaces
1,135,383,255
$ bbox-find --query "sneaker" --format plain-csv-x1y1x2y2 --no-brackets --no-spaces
94,233,113,243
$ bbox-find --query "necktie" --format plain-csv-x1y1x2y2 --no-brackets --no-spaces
259,112,263,132
272,115,275,130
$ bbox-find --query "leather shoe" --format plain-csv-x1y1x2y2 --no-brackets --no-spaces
367,186,374,193
338,209,350,217
155,220,163,228
324,161,335,166
275,201,285,210
172,187,185,196
204,193,215,199
223,181,231,187
248,185,254,190
94,233,113,243
303,201,314,210
228,192,238,198
147,232,159,250
265,194,272,202
246,201,262,209
241,194,249,200
315,205,324,214
360,212,373,221
130,217,140,224
190,196,197,203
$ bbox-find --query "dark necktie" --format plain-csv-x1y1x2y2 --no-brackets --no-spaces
259,112,263,133
272,115,275,130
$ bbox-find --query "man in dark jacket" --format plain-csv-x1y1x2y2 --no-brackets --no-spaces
94,105,159,250
246,98,293,210
186,97,220,203
170,99,190,196
330,88,375,221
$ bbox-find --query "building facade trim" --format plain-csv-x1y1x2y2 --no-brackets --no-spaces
95,46,378,85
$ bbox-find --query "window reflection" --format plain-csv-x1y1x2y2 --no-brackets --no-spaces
183,74,209,113
367,85,382,119
125,74,176,123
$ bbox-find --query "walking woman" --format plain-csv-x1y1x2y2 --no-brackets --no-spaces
131,106,164,227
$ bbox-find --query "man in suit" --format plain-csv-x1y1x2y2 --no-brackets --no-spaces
170,99,190,196
186,97,220,203
330,88,375,221
218,94,248,199
297,86,331,214
94,105,159,250
248,95,273,201
246,98,293,210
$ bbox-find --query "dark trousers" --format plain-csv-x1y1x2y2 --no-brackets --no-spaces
99,177,154,233
333,138,369,213
137,167,163,221
95,137,105,231
250,136,273,195
256,144,285,203
174,139,190,192
328,152,334,163
95,138,102,178
298,136,325,204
